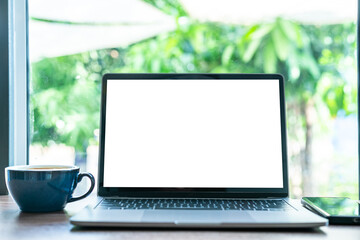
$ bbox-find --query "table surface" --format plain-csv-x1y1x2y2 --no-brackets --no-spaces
1,195,360,240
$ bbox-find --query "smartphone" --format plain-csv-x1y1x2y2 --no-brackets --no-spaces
301,197,360,225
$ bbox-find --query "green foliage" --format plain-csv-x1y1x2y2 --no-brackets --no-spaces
31,54,104,151
143,0,188,17
30,1,356,159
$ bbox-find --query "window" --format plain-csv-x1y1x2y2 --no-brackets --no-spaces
28,0,358,198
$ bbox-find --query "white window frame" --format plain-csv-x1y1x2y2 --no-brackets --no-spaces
9,0,28,166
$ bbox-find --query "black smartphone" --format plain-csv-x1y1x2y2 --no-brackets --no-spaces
301,197,360,225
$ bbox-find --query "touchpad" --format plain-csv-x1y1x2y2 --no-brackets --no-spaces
142,210,254,224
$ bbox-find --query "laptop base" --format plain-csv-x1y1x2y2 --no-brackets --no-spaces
70,199,327,228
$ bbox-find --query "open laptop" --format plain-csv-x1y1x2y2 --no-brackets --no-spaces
70,73,327,228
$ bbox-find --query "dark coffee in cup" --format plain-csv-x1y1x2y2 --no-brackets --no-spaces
5,165,95,212
26,166,70,170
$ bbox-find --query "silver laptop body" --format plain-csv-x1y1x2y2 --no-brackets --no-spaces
70,73,327,228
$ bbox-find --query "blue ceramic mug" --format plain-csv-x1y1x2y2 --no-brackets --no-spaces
5,165,95,212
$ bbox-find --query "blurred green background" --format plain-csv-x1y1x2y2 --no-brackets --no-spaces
29,0,358,198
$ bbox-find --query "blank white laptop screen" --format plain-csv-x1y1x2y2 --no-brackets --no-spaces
103,79,283,188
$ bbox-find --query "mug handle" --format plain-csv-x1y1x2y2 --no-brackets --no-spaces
68,172,95,203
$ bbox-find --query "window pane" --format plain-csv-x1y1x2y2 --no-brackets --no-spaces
29,0,358,198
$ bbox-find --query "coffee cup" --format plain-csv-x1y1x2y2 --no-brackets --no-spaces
5,165,95,212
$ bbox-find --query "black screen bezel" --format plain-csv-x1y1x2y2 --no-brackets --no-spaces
98,73,289,198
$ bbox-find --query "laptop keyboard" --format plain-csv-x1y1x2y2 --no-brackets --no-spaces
98,199,294,211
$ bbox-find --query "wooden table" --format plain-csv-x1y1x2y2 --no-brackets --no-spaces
1,195,360,240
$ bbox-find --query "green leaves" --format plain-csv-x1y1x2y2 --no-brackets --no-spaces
272,26,289,61
264,40,277,73
241,24,272,63
31,52,102,151
240,20,289,70
238,18,324,86
222,45,235,65
279,19,302,46
143,0,188,17
30,10,356,154
242,38,261,63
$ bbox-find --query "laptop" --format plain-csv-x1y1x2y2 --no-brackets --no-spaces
70,73,327,228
